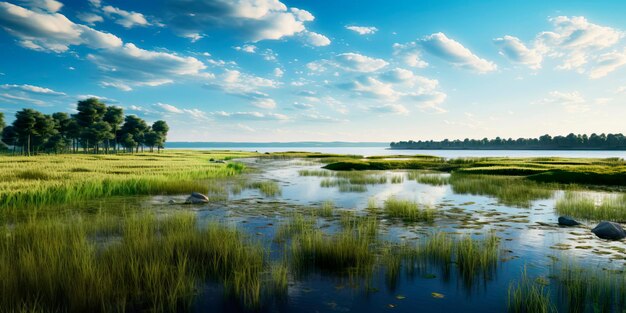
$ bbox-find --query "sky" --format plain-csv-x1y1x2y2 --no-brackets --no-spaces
0,0,625,142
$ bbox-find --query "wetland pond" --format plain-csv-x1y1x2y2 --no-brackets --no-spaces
150,157,626,313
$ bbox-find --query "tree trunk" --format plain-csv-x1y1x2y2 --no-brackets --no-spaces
27,134,31,157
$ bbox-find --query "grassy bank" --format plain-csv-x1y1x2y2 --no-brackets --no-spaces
0,150,256,212
321,156,626,187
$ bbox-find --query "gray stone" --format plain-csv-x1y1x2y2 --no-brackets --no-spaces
190,192,209,201
168,199,176,205
185,196,209,204
591,221,626,240
558,216,580,226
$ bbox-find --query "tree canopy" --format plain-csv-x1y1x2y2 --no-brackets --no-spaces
1,98,169,155
391,133,626,150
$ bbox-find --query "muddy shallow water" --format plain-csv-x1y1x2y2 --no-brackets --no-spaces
153,158,625,312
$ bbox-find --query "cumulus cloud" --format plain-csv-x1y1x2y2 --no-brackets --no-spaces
302,31,331,46
345,25,378,35
0,2,122,52
493,35,542,69
0,92,46,105
1,83,65,95
164,0,327,44
88,43,208,90
102,5,151,28
499,16,625,76
418,32,497,73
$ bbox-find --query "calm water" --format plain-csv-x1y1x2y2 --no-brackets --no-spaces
170,146,626,158
156,157,626,312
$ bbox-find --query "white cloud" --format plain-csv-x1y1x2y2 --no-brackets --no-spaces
206,69,279,106
21,0,62,12
418,32,497,73
155,103,209,120
535,90,589,113
251,98,277,109
290,8,314,22
77,94,116,102
493,35,542,69
0,93,45,105
165,0,327,44
76,12,103,25
292,102,313,110
0,2,122,52
302,31,331,46
345,25,378,35
88,43,208,90
588,49,626,79
299,113,347,123
235,44,257,53
212,111,288,121
102,5,151,28
273,68,284,77
0,83,65,95
342,76,398,100
333,53,388,72
392,42,428,68
369,103,408,115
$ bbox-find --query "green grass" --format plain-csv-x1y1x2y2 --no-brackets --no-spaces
323,156,626,186
298,169,333,177
390,175,404,184
550,262,626,313
449,173,554,207
338,184,368,192
508,267,556,313
555,191,626,222
383,197,435,222
0,211,270,311
247,181,282,197
455,232,499,286
317,200,335,217
0,151,256,212
408,172,450,186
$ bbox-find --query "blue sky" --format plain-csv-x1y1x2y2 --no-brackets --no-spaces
0,0,625,142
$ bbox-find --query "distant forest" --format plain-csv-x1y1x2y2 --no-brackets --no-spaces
391,133,626,150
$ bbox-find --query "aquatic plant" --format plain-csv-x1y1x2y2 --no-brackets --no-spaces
408,172,450,186
383,197,435,222
555,191,626,222
298,169,333,177
0,212,270,311
508,267,556,313
248,181,282,197
449,173,554,207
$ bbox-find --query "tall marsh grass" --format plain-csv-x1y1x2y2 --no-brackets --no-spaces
556,191,626,222
383,197,435,222
0,212,269,311
0,151,253,212
449,173,554,207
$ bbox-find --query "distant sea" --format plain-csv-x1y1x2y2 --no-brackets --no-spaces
165,142,626,158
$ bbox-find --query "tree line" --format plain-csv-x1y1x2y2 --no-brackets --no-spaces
0,98,169,156
391,133,626,150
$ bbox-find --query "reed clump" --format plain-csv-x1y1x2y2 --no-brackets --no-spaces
508,267,556,313
555,191,626,222
247,181,282,197
383,197,435,222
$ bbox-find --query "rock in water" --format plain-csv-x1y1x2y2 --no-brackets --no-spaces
185,192,209,204
168,199,176,205
191,192,209,201
558,216,580,226
591,221,626,240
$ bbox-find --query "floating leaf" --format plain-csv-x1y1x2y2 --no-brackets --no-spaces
395,295,406,300
431,292,444,299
